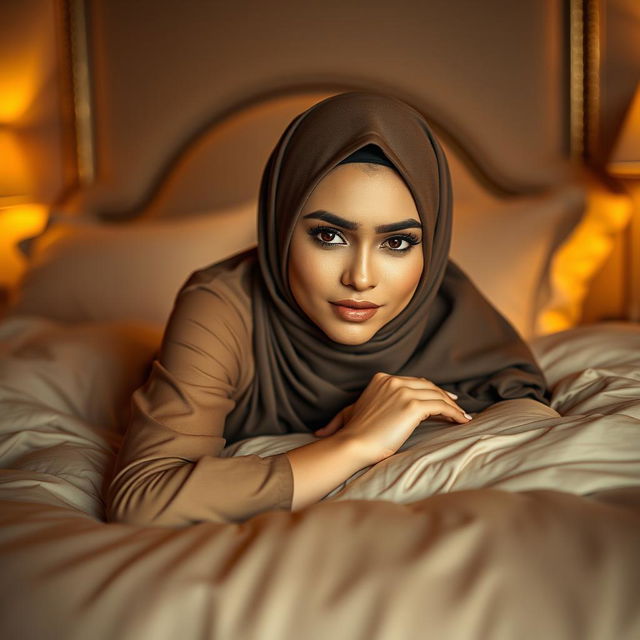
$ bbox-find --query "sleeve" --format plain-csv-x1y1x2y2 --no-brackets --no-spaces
105,284,294,527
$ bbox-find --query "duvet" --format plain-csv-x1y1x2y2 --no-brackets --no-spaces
0,315,639,640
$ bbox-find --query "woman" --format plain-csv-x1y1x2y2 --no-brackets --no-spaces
106,91,550,527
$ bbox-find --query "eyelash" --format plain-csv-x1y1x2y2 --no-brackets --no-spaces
307,225,421,254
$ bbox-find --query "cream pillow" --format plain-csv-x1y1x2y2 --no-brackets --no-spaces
8,202,258,328
450,183,585,340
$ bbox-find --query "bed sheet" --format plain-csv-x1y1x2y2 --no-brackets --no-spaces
0,316,639,640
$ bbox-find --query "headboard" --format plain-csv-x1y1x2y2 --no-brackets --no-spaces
23,0,629,334
62,0,574,217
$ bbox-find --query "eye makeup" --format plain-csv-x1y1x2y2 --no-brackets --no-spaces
306,224,421,253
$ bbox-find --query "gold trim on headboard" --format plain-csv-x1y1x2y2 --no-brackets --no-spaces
569,0,585,161
68,0,95,185
584,0,601,163
570,0,602,163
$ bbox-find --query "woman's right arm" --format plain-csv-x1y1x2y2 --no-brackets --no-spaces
106,285,296,527
106,284,379,527
284,432,373,512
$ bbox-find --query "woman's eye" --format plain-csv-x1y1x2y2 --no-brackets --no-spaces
307,226,420,252
308,226,346,247
318,230,343,244
385,237,409,251
383,234,421,252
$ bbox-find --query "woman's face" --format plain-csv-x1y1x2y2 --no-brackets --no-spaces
287,163,424,345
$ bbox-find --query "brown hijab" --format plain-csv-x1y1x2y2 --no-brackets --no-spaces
219,91,550,437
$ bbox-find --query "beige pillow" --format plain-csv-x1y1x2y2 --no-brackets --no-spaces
450,183,585,339
8,202,258,328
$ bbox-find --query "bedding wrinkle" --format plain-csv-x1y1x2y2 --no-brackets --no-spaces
551,366,640,418
307,387,640,504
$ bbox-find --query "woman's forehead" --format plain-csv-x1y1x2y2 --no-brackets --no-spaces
300,163,422,225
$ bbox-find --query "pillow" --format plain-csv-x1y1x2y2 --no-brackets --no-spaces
529,320,640,387
7,187,586,340
450,183,585,339
0,315,162,433
7,201,258,328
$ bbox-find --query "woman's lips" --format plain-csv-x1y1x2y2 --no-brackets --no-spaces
330,303,379,322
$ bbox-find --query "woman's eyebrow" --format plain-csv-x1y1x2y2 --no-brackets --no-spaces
303,210,422,233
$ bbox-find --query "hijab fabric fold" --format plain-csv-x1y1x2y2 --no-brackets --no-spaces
219,91,550,437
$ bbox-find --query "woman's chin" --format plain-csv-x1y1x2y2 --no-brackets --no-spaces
322,324,377,346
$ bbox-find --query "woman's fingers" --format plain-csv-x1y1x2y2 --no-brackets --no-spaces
397,386,464,415
316,383,471,441
394,390,471,423
419,399,472,423
375,373,459,401
378,376,464,413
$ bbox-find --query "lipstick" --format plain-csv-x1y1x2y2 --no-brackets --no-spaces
330,300,380,322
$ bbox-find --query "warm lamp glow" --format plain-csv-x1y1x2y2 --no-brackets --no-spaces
0,74,39,123
0,204,48,288
536,186,634,334
608,83,640,177
0,2,48,122
0,128,34,205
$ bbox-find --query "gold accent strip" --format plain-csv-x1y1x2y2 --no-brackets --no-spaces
570,0,602,162
584,0,601,162
569,0,584,161
68,0,95,184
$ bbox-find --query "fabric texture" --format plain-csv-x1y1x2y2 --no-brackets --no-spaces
216,90,550,437
8,201,258,327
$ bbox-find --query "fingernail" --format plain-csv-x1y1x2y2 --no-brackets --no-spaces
464,413,472,420
446,391,458,399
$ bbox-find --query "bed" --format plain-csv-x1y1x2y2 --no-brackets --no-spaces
1,2,640,639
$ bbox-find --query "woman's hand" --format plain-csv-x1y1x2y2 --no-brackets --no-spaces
315,372,472,464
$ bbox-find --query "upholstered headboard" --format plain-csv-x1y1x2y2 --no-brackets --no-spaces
61,0,575,217
22,0,627,334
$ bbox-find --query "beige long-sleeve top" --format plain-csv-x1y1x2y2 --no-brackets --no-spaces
106,257,294,527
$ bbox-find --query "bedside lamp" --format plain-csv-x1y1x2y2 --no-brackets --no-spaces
607,83,640,322
608,83,640,177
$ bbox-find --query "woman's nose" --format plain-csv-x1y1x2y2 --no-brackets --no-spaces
341,249,377,290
